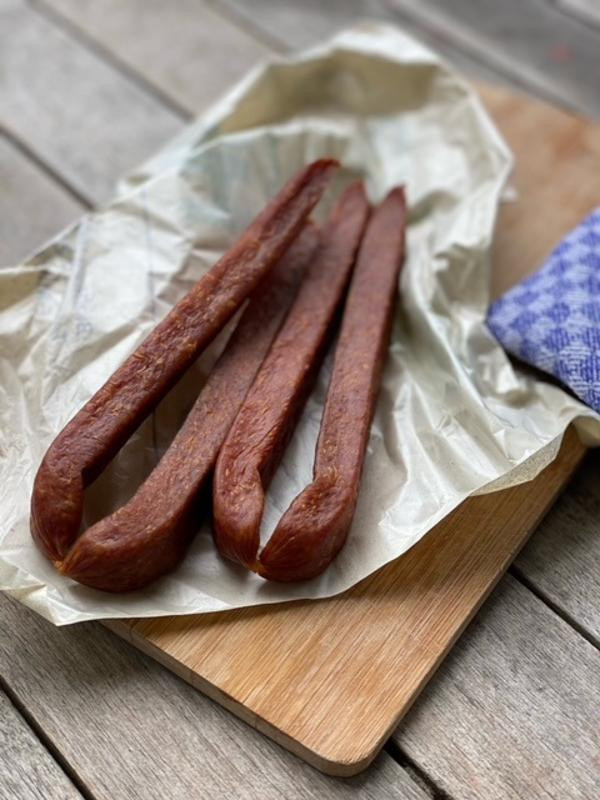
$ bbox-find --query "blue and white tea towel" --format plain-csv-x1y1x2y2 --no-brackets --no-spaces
488,209,600,412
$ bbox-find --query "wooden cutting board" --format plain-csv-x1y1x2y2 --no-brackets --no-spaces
106,84,599,776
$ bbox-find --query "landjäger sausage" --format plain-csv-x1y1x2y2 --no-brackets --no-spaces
260,188,407,580
31,160,337,568
212,181,371,569
57,224,320,591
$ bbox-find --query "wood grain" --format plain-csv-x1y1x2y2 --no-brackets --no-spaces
393,574,600,800
218,0,392,51
557,0,600,27
106,83,600,774
218,0,503,82
515,449,600,643
386,0,600,116
0,594,427,800
0,134,83,265
108,427,584,775
44,0,514,93
220,0,600,113
39,0,271,114
0,0,181,203
0,689,82,800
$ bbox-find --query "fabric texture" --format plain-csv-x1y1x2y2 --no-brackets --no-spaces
488,208,600,412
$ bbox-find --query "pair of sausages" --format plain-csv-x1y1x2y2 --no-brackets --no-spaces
60,225,321,592
213,186,406,581
31,160,336,591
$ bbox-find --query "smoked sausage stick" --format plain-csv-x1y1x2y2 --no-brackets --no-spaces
212,182,371,569
58,224,320,591
259,188,406,581
31,159,337,564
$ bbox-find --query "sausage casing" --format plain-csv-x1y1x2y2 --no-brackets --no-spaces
259,188,407,580
31,160,337,564
58,225,320,591
212,182,371,568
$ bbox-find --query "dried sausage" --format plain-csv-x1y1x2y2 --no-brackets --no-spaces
31,159,337,565
212,182,371,569
58,224,320,591
259,188,407,580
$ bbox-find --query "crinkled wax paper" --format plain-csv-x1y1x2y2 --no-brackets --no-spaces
2,24,599,625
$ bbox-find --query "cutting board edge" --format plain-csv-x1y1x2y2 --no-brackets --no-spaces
104,616,374,776
103,430,587,777
99,79,600,775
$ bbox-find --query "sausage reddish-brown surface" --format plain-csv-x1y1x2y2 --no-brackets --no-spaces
58,224,320,591
259,188,407,581
212,181,371,569
31,159,337,566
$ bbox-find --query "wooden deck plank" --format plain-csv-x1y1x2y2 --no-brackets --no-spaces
0,689,83,800
218,0,600,114
219,0,391,51
0,0,181,203
0,595,427,800
216,0,505,83
515,450,600,643
393,575,600,800
0,133,84,265
39,0,500,107
38,0,272,115
557,0,600,27
386,0,600,116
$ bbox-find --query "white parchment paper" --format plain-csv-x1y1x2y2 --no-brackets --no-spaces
1,24,599,625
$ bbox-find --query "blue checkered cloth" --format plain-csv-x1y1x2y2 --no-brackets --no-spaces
487,208,600,412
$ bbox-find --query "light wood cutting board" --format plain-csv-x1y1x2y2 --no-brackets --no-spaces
106,84,599,776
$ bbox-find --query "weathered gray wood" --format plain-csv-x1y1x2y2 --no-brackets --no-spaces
0,0,181,203
556,0,600,28
219,0,600,115
395,575,600,800
217,0,504,83
0,595,427,800
33,0,510,133
221,0,391,51
386,0,600,116
38,0,272,115
0,134,84,265
515,451,600,643
0,689,83,800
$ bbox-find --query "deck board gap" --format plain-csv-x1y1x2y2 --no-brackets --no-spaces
509,564,600,651
29,0,193,121
382,0,586,114
205,0,290,53
554,0,600,31
0,125,93,209
0,674,97,800
384,738,453,800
